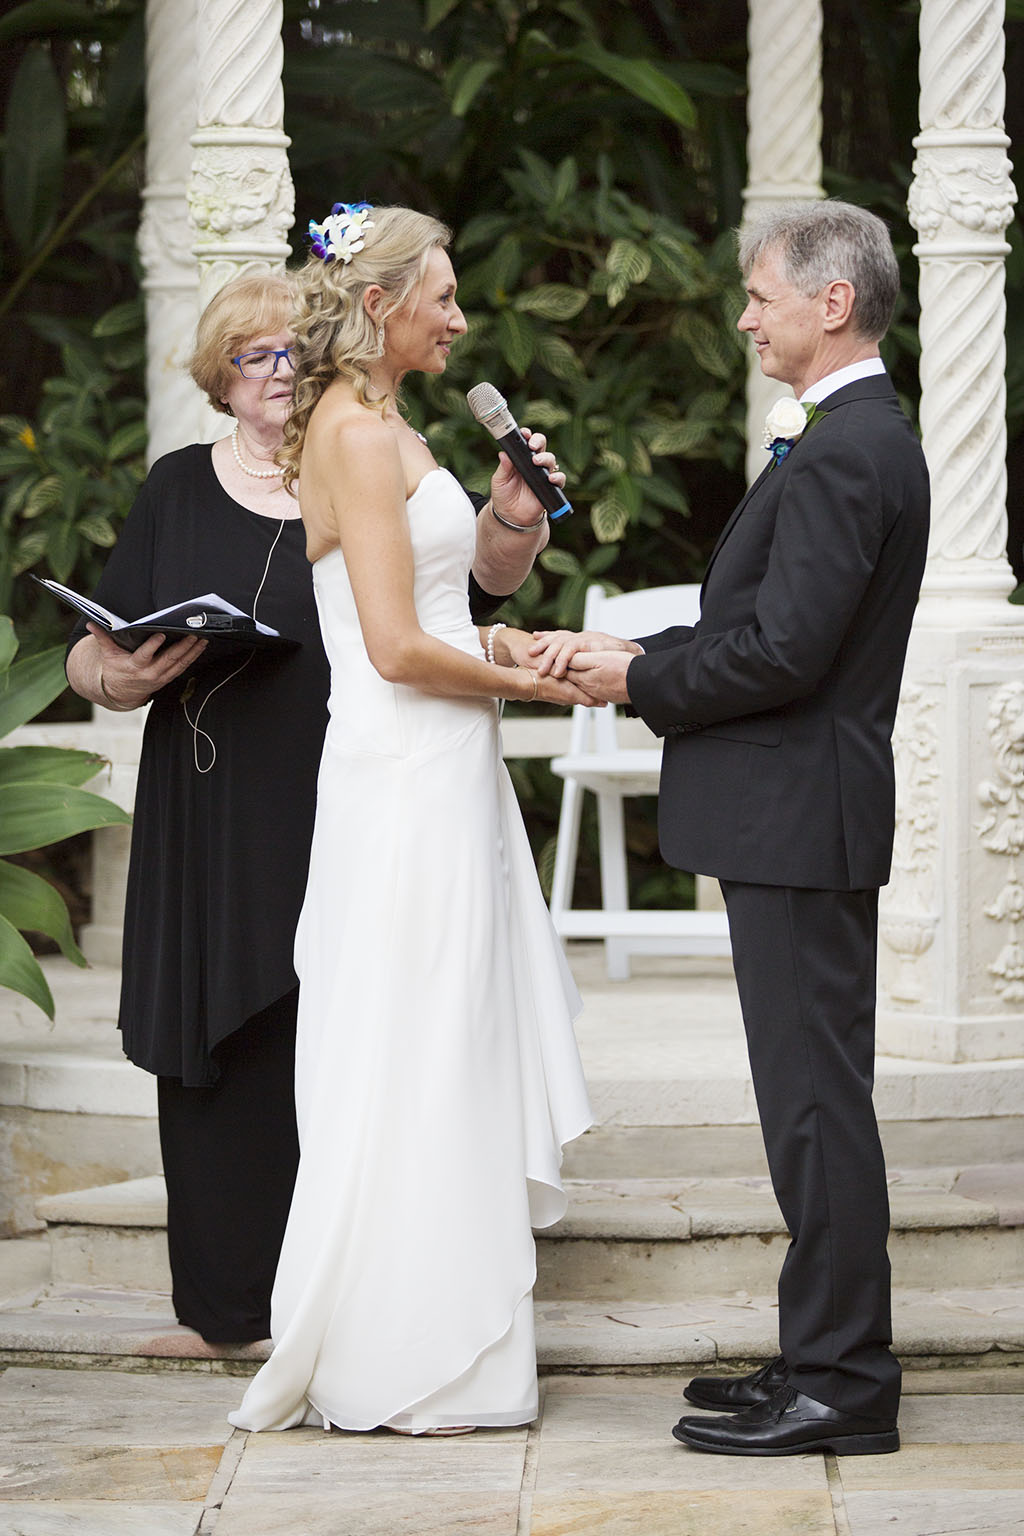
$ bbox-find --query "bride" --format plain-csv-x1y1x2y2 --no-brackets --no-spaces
229,204,593,1436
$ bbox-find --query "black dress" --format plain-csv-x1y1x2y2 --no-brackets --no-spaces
71,445,504,1342
70,444,329,1342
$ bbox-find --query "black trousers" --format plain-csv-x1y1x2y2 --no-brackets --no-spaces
719,880,900,1421
157,988,300,1344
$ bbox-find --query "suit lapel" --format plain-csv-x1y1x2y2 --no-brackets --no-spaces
700,461,774,601
699,372,899,602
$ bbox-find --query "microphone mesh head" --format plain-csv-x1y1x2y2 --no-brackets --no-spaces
466,382,505,422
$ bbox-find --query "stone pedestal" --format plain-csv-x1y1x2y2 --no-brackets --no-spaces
881,0,1022,1064
878,625,1024,1062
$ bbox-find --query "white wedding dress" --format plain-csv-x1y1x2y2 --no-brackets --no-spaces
230,468,592,1434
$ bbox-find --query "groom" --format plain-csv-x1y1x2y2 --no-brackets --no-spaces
544,201,929,1455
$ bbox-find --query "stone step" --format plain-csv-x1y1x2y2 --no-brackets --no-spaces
6,960,1024,1234
35,1167,1024,1302
0,1273,1021,1379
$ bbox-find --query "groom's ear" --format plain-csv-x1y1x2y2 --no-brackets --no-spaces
822,279,856,331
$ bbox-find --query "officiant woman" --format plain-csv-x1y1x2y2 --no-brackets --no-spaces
65,270,557,1343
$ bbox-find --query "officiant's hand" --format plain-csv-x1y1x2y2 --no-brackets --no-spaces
529,628,642,678
85,623,207,710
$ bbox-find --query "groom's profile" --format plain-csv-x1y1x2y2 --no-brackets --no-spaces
558,200,930,1455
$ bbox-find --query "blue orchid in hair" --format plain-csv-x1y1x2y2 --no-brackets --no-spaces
308,202,375,263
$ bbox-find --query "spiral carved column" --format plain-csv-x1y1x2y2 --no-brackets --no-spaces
187,0,294,331
910,0,1018,615
878,0,1024,1062
80,0,205,966
138,0,204,466
741,0,824,484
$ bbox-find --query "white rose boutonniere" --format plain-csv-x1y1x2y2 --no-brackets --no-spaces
762,398,827,469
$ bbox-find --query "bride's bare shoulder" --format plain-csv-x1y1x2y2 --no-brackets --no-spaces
307,391,394,464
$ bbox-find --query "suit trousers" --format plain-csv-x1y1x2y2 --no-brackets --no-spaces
719,880,900,1421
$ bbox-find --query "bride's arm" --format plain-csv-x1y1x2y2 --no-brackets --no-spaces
316,420,590,707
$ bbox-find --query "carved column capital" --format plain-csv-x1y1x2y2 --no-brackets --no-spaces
186,0,294,315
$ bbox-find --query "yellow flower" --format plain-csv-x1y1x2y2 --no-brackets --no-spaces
17,425,37,451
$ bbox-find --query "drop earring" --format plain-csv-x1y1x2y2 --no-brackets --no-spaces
376,322,386,357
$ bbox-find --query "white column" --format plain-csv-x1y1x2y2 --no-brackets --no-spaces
138,0,204,466
741,0,825,484
187,0,293,309
878,0,1023,1061
80,0,205,965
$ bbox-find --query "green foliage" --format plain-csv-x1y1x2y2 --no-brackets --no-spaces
0,300,147,641
0,617,131,1019
0,1,147,647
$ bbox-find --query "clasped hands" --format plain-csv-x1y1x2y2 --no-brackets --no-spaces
501,628,640,706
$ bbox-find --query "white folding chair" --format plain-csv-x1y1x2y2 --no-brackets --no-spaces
548,582,731,979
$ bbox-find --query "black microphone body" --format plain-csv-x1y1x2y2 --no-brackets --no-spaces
466,383,572,520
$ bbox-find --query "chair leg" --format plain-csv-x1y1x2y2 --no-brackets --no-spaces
549,776,584,927
596,790,631,981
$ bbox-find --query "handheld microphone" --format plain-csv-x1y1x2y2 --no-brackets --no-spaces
466,382,572,520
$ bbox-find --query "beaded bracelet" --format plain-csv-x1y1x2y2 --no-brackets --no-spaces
486,622,507,664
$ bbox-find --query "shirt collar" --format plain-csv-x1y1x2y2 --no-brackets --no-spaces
799,356,885,405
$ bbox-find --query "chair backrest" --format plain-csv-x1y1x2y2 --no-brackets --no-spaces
572,582,702,753
582,582,702,636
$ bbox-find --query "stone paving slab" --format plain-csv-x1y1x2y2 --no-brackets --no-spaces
1,1368,1022,1536
0,1365,243,1446
842,1490,1024,1536
0,1505,202,1535
528,1490,836,1536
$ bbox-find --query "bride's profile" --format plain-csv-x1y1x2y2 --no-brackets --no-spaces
229,203,592,1437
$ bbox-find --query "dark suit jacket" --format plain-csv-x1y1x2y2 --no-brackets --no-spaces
627,373,930,890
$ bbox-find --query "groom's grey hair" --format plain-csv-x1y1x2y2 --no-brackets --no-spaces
737,200,900,343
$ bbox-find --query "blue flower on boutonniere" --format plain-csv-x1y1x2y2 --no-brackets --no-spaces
308,202,375,263
762,398,827,469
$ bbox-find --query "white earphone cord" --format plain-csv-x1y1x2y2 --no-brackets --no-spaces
183,517,287,774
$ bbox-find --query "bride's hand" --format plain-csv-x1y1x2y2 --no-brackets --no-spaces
529,628,641,678
518,667,606,708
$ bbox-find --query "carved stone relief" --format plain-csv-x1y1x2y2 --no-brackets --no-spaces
880,683,940,1003
978,680,1024,1003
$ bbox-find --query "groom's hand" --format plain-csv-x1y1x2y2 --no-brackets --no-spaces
566,649,634,705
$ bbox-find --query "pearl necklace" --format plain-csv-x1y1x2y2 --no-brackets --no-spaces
231,423,281,480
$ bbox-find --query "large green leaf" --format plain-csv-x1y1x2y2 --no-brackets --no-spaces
514,285,589,322
0,912,55,1018
449,59,499,118
3,43,66,254
0,857,85,966
0,745,106,788
0,617,17,674
564,42,697,130
0,781,131,855
0,645,68,738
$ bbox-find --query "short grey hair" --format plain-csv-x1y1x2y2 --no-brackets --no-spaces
737,200,899,343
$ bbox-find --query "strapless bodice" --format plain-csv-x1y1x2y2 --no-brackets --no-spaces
311,467,491,759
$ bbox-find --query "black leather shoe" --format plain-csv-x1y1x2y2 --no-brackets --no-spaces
672,1386,899,1457
682,1354,788,1411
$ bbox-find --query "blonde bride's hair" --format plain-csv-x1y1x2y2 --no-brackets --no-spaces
280,206,452,491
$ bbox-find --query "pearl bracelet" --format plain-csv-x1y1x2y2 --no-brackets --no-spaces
486,622,507,665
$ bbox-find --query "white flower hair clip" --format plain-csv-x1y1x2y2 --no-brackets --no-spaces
308,202,375,264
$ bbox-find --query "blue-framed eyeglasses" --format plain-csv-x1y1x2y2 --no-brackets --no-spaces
230,346,296,379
